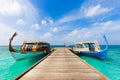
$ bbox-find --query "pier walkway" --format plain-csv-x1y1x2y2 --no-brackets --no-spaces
16,48,109,80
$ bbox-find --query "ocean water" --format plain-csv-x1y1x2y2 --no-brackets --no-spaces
0,45,120,80
77,45,120,80
0,46,47,80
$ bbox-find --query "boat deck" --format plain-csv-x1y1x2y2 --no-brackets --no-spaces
15,48,109,80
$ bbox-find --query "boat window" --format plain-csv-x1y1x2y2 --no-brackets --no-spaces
43,44,49,48
26,44,33,51
76,44,84,48
27,44,33,48
38,44,42,48
89,44,95,48
89,44,95,51
84,44,89,48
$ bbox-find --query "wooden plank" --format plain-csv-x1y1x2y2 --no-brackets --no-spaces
16,48,109,80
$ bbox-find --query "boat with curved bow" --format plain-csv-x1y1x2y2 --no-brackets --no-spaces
73,35,109,59
9,32,51,60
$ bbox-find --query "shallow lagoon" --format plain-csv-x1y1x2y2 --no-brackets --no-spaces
0,45,120,80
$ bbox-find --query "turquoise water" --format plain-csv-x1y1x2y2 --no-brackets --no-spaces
0,46,47,80
0,45,120,80
77,45,120,80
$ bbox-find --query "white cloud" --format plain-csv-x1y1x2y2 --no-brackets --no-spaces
0,0,39,31
41,20,47,25
85,4,112,17
52,27,58,32
0,0,38,18
57,4,112,24
43,33,52,39
93,21,120,32
0,0,40,45
40,18,53,26
16,19,25,25
68,30,79,36
0,22,44,45
31,24,40,30
63,20,120,44
0,0,22,15
84,31,93,38
49,19,54,24
0,22,35,45
57,10,82,24
0,22,18,45
0,23,16,34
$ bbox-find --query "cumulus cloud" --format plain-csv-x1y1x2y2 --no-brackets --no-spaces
0,23,16,34
52,27,58,32
43,33,52,39
41,20,47,25
0,0,38,29
31,24,40,30
0,22,18,45
0,0,22,15
49,19,54,24
16,19,25,25
57,10,82,24
93,21,120,32
0,0,39,45
63,20,120,44
0,0,38,16
85,4,112,17
68,30,79,36
0,22,40,45
57,3,112,24
40,18,54,26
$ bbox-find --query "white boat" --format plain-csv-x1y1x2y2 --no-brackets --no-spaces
73,41,101,53
9,32,51,60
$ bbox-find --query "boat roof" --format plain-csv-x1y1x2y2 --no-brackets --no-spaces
74,41,98,44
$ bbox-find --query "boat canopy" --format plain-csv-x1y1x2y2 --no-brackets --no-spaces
21,41,50,52
73,41,100,52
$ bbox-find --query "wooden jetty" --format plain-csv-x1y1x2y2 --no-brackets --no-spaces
15,48,109,80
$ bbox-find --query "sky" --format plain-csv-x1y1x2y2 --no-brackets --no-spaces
0,0,120,45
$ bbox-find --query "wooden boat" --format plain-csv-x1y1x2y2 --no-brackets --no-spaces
9,32,51,60
73,35,109,59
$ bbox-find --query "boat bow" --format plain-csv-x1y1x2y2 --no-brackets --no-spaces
9,32,19,52
98,35,109,59
103,35,109,51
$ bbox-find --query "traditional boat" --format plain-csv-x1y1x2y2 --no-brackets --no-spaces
9,32,51,60
73,35,109,59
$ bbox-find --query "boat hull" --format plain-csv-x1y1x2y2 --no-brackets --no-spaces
79,49,108,59
10,51,46,60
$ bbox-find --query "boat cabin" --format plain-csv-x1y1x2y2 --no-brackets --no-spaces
21,41,50,52
73,41,100,53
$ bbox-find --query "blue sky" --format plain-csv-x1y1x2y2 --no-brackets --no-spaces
0,0,120,45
